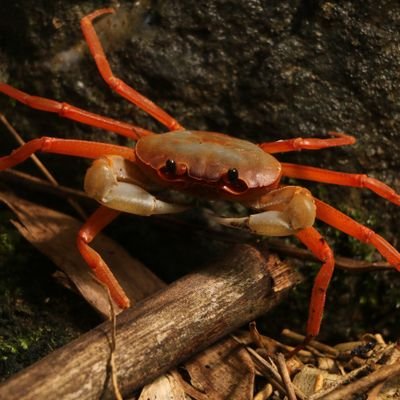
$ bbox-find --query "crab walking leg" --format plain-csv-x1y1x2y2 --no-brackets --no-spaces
81,9,184,131
281,163,400,206
0,83,153,140
260,132,355,154
315,198,400,270
0,137,135,170
215,187,330,338
76,206,130,308
296,227,335,338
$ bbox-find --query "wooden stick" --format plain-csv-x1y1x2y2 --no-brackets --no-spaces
0,246,299,399
242,346,307,400
276,353,297,400
320,361,400,400
0,113,87,219
0,169,90,201
281,329,339,357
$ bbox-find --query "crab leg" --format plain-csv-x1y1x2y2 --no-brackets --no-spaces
81,9,184,131
260,132,355,153
214,187,331,339
296,227,335,339
76,205,130,308
297,198,400,338
0,137,135,170
281,163,400,206
315,198,400,270
0,83,153,140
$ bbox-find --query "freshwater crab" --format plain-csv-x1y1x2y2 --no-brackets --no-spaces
1,8,399,343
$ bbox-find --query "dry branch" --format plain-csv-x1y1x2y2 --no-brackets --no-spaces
321,359,400,400
0,245,298,399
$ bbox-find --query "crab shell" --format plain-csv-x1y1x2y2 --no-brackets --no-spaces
135,130,282,201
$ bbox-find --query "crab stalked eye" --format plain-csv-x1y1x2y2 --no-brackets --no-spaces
165,159,177,175
227,168,239,183
222,168,248,194
159,158,186,180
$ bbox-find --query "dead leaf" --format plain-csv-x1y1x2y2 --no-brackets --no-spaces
293,365,342,396
185,337,255,400
139,372,187,400
0,190,164,316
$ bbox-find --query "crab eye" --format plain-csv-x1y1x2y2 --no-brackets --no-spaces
165,159,176,175
227,168,239,183
223,168,247,193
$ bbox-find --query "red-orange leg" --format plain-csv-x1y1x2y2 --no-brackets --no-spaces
296,227,335,340
77,206,130,308
81,8,184,131
0,83,153,140
0,138,134,307
315,198,400,270
0,137,135,170
281,163,400,206
260,132,355,153
294,199,400,343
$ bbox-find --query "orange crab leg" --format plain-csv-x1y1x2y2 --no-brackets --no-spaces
296,227,335,338
281,163,400,206
295,197,400,340
0,137,135,170
260,132,355,153
315,198,400,270
0,83,153,140
0,139,133,307
81,8,184,131
77,205,130,308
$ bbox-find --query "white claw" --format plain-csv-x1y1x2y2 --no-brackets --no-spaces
216,186,316,237
84,156,186,216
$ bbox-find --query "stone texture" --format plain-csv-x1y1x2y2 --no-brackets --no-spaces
0,0,399,344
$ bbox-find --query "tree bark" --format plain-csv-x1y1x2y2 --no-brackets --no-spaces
0,245,299,399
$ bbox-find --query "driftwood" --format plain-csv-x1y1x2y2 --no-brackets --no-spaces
0,245,298,399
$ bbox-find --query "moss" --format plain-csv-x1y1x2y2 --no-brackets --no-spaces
0,209,99,380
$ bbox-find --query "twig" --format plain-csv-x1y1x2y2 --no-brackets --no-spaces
276,353,297,400
244,346,287,396
309,364,372,399
106,288,123,400
236,343,307,400
367,381,385,400
253,383,273,400
320,361,400,400
281,329,339,357
0,169,90,201
0,113,59,185
0,113,87,219
249,321,312,358
266,239,392,271
310,341,399,399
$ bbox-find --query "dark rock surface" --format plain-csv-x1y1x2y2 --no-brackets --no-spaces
1,1,399,201
0,0,399,377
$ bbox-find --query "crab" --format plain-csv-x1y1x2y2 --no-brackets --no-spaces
1,8,399,343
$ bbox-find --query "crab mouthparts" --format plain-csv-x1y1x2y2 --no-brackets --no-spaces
158,165,248,194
